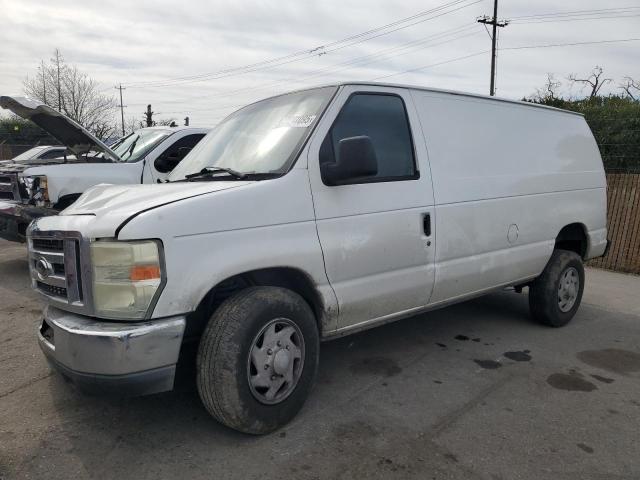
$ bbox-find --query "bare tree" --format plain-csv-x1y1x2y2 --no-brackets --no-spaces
124,116,144,135
23,49,117,140
123,113,176,135
619,77,639,101
155,118,177,127
567,66,612,99
534,73,562,102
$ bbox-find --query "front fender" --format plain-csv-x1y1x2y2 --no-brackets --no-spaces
116,170,339,333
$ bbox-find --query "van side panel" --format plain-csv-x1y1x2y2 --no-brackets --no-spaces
410,90,606,303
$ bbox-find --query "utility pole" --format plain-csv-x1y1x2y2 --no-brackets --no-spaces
41,60,47,105
145,105,154,127
116,84,126,136
477,0,508,96
53,49,63,111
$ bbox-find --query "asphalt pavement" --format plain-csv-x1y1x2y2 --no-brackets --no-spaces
1,239,639,480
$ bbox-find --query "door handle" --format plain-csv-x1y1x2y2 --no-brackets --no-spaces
423,213,431,237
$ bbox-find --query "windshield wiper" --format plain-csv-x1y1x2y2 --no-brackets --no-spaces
185,166,248,181
123,136,139,160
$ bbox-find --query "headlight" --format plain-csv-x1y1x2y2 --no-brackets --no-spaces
90,240,164,320
20,175,49,205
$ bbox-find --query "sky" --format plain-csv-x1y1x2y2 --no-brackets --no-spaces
1,0,638,128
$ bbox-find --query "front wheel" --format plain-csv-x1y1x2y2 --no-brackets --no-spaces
529,249,585,327
197,286,319,434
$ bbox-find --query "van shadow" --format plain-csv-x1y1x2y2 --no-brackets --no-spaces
43,290,533,474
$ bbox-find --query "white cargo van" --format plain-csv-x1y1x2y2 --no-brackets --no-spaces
0,96,209,242
27,83,608,434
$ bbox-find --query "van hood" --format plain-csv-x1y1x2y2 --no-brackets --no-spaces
63,181,253,228
0,96,121,162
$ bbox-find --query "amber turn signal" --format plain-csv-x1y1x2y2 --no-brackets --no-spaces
130,265,161,281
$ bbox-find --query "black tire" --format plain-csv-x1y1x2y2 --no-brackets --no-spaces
196,286,319,434
529,249,585,327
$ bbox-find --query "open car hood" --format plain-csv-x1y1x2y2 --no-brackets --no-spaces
0,96,121,162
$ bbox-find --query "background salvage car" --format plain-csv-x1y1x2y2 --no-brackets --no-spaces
0,96,209,242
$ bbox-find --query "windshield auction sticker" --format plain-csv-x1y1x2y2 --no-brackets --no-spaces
279,115,317,128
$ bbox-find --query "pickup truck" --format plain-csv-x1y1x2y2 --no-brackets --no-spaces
27,82,608,434
0,96,208,242
0,145,70,165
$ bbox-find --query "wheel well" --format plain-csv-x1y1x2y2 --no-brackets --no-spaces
555,223,587,259
186,268,325,340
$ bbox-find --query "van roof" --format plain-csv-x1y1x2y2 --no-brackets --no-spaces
266,82,584,118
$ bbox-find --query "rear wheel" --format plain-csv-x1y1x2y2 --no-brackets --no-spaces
196,286,319,434
529,249,585,327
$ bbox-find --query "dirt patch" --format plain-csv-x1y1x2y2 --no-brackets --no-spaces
349,357,402,377
332,420,379,441
474,359,502,370
577,443,594,454
547,373,597,392
577,349,640,375
504,351,532,362
590,374,614,384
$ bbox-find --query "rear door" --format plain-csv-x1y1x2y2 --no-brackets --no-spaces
308,85,435,331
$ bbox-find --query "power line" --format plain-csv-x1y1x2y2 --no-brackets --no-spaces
374,37,640,81
372,50,489,80
510,13,640,25
155,36,640,118
509,6,640,20
150,23,483,107
124,0,484,89
500,38,640,51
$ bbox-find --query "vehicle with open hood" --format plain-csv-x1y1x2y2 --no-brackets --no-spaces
0,96,209,242
26,82,608,434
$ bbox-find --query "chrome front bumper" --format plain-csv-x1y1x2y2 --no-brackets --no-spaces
38,305,186,396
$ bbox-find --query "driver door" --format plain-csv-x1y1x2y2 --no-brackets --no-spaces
308,85,436,331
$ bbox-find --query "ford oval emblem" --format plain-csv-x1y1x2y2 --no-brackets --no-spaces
35,257,54,280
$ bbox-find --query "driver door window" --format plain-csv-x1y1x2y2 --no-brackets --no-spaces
319,93,418,184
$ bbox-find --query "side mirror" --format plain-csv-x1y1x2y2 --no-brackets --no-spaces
321,135,378,186
154,147,192,173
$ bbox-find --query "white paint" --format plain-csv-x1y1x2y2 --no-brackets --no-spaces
29,83,607,340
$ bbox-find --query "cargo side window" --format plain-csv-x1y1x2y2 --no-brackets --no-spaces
320,93,418,185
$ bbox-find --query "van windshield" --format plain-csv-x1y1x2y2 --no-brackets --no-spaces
110,129,172,163
168,86,336,180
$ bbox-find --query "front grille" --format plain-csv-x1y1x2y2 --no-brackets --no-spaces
0,172,20,201
36,281,68,299
29,233,84,307
32,238,64,252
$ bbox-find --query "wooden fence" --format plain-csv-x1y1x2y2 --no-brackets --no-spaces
588,173,640,274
